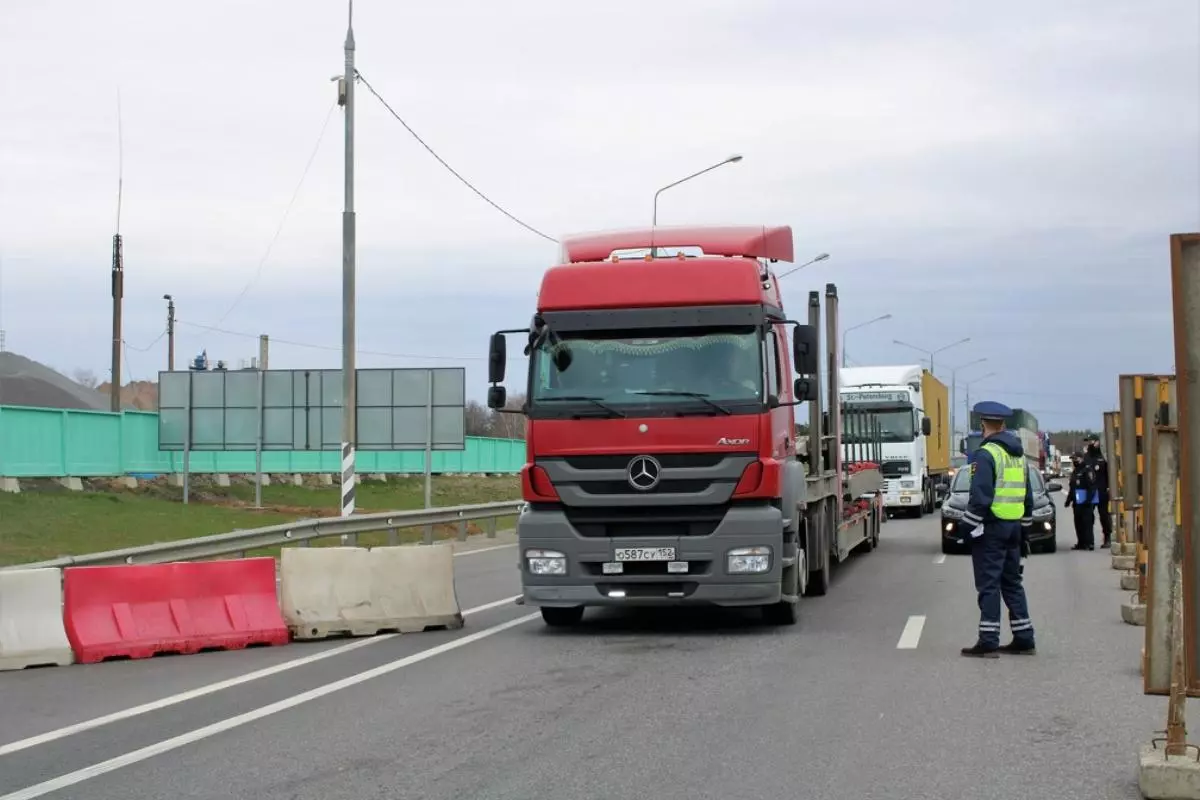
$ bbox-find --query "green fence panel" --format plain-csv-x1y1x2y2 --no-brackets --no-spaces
0,406,525,478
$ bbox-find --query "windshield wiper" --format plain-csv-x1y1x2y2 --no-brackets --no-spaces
629,390,733,415
540,395,626,418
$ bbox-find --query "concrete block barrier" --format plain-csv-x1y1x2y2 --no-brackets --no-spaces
63,558,289,663
1112,541,1136,556
1122,602,1147,627
1113,554,1136,571
1121,574,1139,591
280,544,464,640
0,567,74,670
1139,743,1200,799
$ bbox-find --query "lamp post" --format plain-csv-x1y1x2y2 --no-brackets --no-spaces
947,357,987,438
892,336,971,375
652,155,744,227
162,294,176,371
841,313,892,367
961,371,998,427
776,252,830,280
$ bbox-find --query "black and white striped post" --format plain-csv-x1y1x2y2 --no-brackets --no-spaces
338,1,357,522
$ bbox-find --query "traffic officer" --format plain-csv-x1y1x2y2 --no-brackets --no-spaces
1083,433,1112,548
960,401,1037,657
1063,450,1097,550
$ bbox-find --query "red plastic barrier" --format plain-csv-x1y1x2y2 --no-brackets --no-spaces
63,558,288,664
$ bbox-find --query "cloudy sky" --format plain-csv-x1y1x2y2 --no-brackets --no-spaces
1,0,1197,431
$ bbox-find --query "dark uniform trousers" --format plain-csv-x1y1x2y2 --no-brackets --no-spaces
1073,503,1095,549
1097,493,1113,543
971,520,1035,648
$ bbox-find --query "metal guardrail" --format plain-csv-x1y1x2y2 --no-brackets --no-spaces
3,500,524,571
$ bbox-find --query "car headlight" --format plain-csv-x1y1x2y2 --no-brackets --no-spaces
942,505,964,520
727,546,771,574
525,548,567,576
1033,503,1054,518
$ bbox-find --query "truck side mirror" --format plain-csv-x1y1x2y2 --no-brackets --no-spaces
958,438,966,453
791,324,819,375
793,377,818,402
921,416,932,437
487,385,507,410
488,333,507,384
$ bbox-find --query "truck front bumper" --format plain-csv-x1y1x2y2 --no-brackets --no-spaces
517,503,785,609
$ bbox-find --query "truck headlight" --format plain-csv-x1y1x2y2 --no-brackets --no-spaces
727,546,771,574
901,480,917,489
525,549,567,576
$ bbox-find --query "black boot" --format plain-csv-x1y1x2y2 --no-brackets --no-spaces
961,643,999,658
998,640,1036,655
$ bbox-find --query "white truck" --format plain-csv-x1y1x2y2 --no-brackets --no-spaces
839,365,951,517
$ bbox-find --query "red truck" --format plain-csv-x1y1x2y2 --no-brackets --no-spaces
487,225,883,627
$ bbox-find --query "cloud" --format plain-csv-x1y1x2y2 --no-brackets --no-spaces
0,0,1196,432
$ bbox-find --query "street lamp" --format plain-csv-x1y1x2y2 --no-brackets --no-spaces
841,313,892,367
961,371,997,426
892,336,970,374
947,357,987,437
776,252,830,280
651,155,744,226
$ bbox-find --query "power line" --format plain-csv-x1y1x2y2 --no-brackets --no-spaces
355,70,558,244
176,319,485,362
123,329,166,352
212,101,339,327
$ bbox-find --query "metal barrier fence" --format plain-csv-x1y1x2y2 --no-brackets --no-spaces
2,500,525,570
0,405,525,477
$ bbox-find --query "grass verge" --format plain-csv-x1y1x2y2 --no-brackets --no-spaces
0,474,520,566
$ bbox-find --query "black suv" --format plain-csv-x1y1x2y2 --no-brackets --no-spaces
939,466,1062,554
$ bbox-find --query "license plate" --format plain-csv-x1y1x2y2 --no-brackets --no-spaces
614,547,676,562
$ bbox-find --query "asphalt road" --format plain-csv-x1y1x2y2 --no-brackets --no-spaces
0,503,1162,799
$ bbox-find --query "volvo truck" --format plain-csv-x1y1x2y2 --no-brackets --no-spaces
838,365,951,517
486,225,883,627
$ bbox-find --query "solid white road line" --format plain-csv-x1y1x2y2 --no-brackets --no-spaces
896,615,926,649
454,543,517,557
0,611,540,800
933,554,947,565
0,595,520,758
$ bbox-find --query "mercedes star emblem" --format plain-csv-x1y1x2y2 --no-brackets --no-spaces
626,455,662,491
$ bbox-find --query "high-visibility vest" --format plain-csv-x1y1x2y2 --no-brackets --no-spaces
979,442,1027,521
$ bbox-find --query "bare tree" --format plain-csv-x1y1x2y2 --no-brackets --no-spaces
72,368,100,389
491,393,528,439
464,400,493,437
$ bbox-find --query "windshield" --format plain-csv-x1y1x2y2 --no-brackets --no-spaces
842,406,915,443
529,326,763,412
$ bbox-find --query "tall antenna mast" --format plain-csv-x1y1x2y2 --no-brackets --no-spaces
110,89,125,411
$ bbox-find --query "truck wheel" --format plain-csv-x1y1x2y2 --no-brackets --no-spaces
762,563,799,625
540,606,584,627
804,543,830,597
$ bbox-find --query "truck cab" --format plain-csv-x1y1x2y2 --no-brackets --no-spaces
487,225,872,628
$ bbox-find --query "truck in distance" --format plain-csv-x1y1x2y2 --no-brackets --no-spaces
838,365,950,517
486,225,883,627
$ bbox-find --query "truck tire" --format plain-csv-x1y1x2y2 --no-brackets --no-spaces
804,537,830,597
540,606,584,627
762,562,799,625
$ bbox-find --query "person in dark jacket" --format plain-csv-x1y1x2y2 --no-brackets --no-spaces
1083,433,1112,548
960,401,1036,658
1063,450,1097,550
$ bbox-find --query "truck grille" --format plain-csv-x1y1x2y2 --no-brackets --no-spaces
562,504,726,538
537,452,756,508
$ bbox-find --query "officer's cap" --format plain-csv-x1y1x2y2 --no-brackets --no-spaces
972,400,1013,421
1084,433,1100,443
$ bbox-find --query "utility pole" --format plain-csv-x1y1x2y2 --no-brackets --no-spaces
110,91,125,412
258,334,269,371
338,1,357,518
110,233,123,410
163,294,176,370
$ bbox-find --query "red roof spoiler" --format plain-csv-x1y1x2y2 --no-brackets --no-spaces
558,225,795,264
